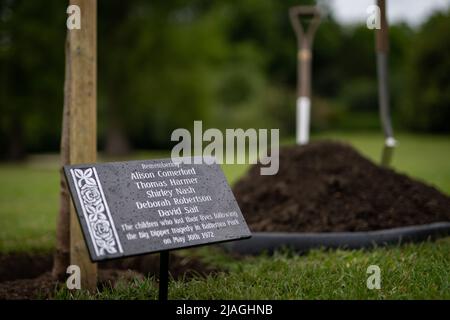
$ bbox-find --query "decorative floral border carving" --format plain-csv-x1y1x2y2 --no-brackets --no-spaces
70,167,123,257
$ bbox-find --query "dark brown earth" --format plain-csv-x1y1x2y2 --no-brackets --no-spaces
233,140,450,232
0,270,143,300
0,251,221,299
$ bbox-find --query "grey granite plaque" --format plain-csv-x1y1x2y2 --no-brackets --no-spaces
64,158,251,261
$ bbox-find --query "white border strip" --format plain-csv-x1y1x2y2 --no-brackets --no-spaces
70,168,100,257
93,167,123,254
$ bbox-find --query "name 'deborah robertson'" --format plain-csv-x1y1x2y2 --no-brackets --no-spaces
135,194,212,210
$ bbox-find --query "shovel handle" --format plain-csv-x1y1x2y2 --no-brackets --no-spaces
289,6,321,48
376,0,389,53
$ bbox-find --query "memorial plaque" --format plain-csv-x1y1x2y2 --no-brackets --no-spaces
64,157,251,261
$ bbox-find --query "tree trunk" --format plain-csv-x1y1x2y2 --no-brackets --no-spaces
105,112,130,156
7,113,26,161
53,1,98,290
67,0,98,291
52,34,71,281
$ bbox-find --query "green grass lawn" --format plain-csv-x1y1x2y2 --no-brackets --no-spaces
1,132,449,299
56,239,450,300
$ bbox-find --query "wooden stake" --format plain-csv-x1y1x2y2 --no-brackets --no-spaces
67,0,98,291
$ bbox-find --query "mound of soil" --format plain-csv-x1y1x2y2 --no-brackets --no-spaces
233,141,450,232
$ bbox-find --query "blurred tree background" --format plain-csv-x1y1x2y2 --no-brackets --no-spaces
1,0,449,159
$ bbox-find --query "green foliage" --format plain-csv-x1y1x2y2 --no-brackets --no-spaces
1,1,449,156
400,10,450,132
0,0,66,156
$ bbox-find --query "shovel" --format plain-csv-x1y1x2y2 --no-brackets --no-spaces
289,6,321,145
